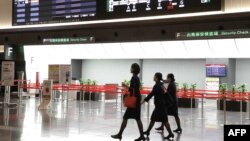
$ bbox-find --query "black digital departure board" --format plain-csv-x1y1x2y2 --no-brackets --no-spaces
13,0,97,25
105,0,221,19
13,0,222,26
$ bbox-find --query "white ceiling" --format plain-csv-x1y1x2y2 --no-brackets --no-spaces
25,38,250,59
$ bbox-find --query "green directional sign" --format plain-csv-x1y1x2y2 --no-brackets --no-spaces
43,37,95,44
176,29,250,39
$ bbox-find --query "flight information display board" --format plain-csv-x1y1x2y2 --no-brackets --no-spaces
106,0,221,19
13,0,222,26
13,0,97,25
206,64,226,77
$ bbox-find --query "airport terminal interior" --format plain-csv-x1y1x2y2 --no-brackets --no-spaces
1,0,250,141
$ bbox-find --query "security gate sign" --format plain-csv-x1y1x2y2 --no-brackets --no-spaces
1,61,15,86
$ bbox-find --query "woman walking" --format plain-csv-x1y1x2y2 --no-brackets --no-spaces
155,73,182,133
141,72,174,140
111,63,145,141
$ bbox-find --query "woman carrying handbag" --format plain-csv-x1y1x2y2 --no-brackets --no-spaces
111,63,145,141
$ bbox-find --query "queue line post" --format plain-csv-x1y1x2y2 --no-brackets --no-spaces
223,92,226,124
191,90,193,119
246,93,250,120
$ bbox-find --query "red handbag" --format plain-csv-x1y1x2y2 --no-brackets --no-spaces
124,89,137,108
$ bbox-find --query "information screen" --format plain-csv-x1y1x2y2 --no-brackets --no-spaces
13,0,97,25
13,0,222,26
105,0,222,19
206,64,226,77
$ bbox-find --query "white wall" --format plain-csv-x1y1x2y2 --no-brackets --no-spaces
142,59,206,89
81,59,206,88
24,45,72,83
81,59,140,85
236,59,250,90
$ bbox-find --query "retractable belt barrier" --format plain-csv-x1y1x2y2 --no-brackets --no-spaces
0,80,31,106
19,84,250,104
5,83,250,104
5,82,249,121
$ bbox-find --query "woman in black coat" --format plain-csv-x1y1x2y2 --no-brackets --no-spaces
155,73,182,133
111,63,145,141
141,72,174,140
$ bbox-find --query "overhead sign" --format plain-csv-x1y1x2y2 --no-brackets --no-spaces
206,64,226,77
4,45,14,60
176,29,250,39
1,61,15,86
13,0,222,26
43,37,95,44
13,0,97,26
106,0,221,19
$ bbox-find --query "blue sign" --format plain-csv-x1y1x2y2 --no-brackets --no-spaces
206,64,226,77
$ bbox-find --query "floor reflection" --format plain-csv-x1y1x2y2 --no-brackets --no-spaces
0,98,249,141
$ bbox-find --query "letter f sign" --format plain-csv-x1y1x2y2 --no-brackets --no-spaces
8,47,13,57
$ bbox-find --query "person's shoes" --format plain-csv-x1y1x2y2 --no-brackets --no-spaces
164,133,174,140
173,128,182,134
134,136,146,141
155,126,164,132
111,134,122,140
143,131,150,137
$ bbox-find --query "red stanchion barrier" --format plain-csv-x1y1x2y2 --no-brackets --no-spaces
16,83,250,102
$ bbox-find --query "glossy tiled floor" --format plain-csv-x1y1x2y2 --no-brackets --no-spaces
0,96,250,141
